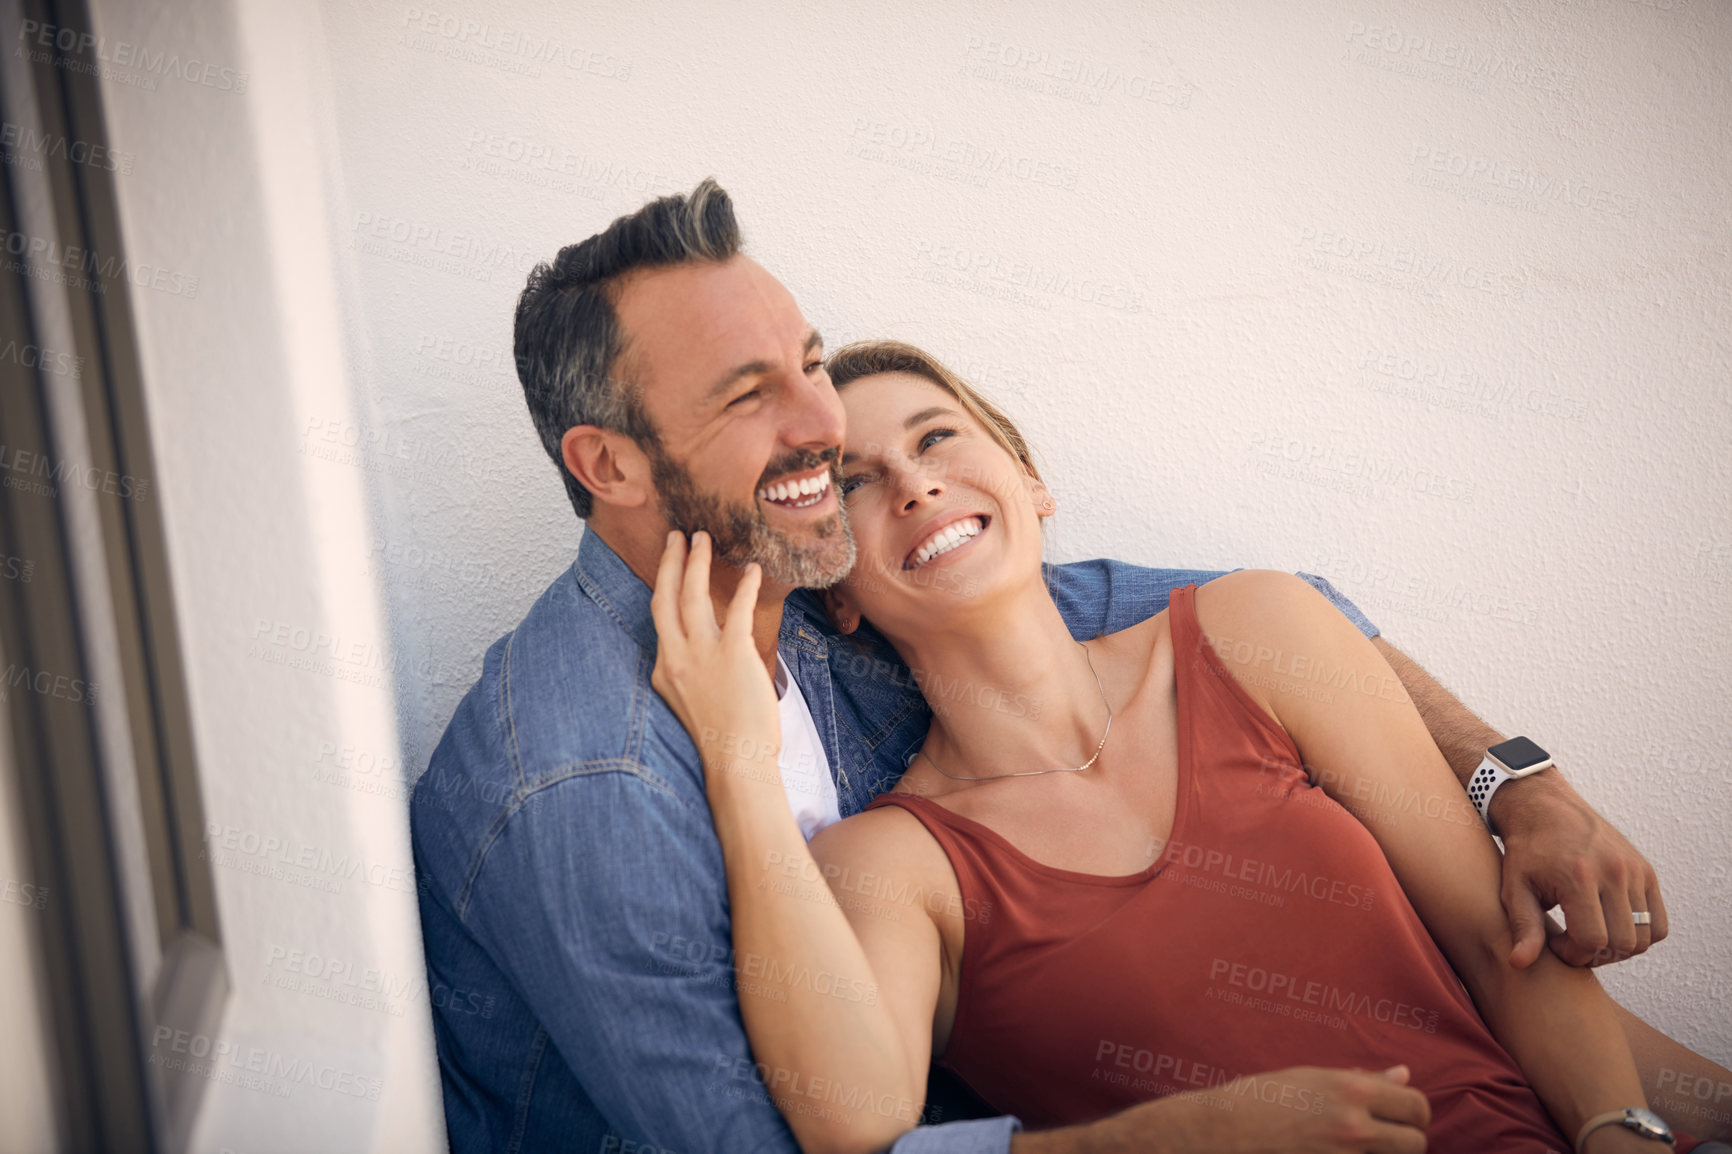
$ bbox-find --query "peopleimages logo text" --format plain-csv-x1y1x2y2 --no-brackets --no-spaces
16,20,249,92
1,229,199,299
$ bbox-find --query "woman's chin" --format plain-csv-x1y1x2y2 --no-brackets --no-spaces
847,548,1044,638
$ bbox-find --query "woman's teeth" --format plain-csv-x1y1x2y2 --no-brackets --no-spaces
909,517,983,569
757,470,831,508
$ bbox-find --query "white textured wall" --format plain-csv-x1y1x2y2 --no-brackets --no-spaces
317,0,1729,1059
84,0,1730,1146
87,0,444,1150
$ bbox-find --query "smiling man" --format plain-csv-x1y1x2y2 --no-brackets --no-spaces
409,179,1678,1154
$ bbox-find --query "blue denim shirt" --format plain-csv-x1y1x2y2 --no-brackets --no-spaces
411,530,1378,1154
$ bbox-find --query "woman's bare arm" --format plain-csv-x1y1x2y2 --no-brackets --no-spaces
648,533,941,1154
700,769,936,1154
1614,1001,1732,1141
1196,570,1657,1152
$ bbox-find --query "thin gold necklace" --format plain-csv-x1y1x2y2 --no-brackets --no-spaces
915,641,1113,782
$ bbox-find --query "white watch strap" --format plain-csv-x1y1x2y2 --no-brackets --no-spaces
1576,1108,1674,1152
1578,1109,1629,1153
1467,754,1510,835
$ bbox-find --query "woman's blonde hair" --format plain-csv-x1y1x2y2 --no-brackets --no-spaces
824,340,1044,486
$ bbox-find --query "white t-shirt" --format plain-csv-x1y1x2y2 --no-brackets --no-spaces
774,650,842,840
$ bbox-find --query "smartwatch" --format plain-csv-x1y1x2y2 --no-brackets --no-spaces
1576,1106,1675,1152
1466,736,1553,835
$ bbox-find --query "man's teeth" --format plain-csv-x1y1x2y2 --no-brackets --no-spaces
911,517,983,568
757,470,831,508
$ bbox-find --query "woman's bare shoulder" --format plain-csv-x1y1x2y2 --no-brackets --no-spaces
1193,569,1354,650
1099,571,1317,654
808,799,965,944
809,799,951,879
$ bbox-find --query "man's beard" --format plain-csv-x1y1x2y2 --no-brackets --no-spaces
645,440,857,589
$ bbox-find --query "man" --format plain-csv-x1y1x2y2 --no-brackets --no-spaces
410,179,1673,1153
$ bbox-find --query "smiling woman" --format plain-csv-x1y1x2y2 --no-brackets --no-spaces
829,340,1051,588
647,334,1732,1154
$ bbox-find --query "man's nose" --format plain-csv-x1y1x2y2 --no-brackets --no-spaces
778,363,845,451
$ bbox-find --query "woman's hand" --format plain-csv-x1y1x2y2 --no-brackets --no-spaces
648,530,782,791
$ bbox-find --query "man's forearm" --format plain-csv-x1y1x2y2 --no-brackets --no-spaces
1369,635,1671,969
1372,637,1502,787
1372,637,1582,833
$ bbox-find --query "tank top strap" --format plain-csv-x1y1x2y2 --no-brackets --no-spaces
1167,582,1306,775
865,790,1040,916
863,789,946,831
1165,583,1207,660
864,791,992,882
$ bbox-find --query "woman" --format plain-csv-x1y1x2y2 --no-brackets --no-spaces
648,340,1727,1154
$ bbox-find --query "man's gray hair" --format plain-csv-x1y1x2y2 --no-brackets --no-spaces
512,177,742,519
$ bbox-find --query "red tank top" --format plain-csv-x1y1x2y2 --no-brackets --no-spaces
867,585,1571,1151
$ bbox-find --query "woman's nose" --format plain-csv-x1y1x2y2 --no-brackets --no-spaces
897,468,943,510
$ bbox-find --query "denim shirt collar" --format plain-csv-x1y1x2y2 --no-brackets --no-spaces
572,527,663,657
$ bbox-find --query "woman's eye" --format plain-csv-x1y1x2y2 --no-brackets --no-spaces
839,474,869,498
918,427,956,452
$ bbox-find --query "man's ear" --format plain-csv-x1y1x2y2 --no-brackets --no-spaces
562,425,651,509
821,584,862,635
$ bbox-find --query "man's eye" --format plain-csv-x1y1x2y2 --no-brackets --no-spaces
805,359,825,374
728,389,760,407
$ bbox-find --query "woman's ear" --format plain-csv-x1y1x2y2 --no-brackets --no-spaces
1028,476,1057,518
822,584,862,635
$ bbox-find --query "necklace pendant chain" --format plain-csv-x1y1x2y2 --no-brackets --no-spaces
918,641,1113,783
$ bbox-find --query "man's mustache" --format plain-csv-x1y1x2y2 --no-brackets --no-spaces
756,444,841,490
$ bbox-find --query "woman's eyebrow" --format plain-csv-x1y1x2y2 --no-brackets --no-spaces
901,405,958,430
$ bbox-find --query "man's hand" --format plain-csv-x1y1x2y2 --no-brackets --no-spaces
1010,1065,1429,1154
1493,769,1668,968
1371,637,1668,969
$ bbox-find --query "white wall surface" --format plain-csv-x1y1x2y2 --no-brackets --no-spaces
79,0,1731,1147
318,0,1731,1054
86,0,444,1150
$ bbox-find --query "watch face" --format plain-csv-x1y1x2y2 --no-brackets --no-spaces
1489,736,1550,774
1626,1107,1673,1140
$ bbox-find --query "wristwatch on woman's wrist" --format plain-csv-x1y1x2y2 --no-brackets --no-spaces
1576,1106,1675,1152
1466,736,1553,836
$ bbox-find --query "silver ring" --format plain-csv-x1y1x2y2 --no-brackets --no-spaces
1632,911,1652,926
